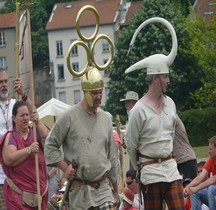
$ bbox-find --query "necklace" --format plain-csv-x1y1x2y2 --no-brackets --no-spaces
0,100,11,130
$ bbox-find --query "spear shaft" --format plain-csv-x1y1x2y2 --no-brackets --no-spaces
15,0,21,100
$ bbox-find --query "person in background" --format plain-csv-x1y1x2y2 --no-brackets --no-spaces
47,166,61,201
119,169,144,210
120,91,139,115
197,161,206,176
184,136,216,210
120,91,139,150
173,114,197,180
0,100,49,209
113,129,122,191
47,179,68,210
0,67,32,210
45,67,119,210
119,187,138,210
182,162,209,210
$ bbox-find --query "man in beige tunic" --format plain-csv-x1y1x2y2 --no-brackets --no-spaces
45,67,119,210
124,17,185,210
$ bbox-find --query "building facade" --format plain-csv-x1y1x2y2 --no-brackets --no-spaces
194,0,216,22
0,11,32,98
0,11,51,106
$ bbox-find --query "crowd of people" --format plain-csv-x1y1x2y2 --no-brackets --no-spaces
0,64,214,210
0,16,215,210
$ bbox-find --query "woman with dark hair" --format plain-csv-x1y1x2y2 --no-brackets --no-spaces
0,100,49,209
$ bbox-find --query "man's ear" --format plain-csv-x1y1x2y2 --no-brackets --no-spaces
152,75,159,83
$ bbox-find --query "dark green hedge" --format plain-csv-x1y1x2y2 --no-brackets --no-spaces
178,108,216,147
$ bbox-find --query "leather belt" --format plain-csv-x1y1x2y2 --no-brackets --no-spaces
70,175,107,191
139,153,175,167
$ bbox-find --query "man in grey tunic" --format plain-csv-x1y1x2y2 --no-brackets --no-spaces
44,67,119,210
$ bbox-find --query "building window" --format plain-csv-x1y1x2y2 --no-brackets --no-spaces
209,2,216,6
56,41,63,56
102,39,109,53
87,41,92,49
204,11,214,15
74,90,81,104
59,91,66,103
103,59,109,76
0,32,5,47
70,39,78,56
57,64,64,80
0,57,6,68
72,62,79,72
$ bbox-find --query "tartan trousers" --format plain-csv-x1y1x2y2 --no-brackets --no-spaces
141,180,186,210
88,201,114,210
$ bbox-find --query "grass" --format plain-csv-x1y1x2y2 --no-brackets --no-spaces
193,146,209,159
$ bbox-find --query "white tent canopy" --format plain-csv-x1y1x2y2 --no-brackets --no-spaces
37,98,71,129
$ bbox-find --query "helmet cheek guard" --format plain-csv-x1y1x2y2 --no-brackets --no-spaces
84,91,93,107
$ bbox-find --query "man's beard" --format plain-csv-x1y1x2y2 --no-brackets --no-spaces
0,91,9,100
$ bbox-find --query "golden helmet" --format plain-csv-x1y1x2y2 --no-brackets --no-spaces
81,66,104,91
81,66,104,108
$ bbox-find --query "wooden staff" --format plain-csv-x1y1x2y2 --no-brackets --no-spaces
15,0,21,100
116,114,125,192
25,4,41,209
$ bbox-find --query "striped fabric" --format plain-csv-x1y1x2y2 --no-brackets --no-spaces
141,180,185,210
0,185,6,210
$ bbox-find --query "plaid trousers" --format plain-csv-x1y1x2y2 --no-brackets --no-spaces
88,201,114,210
141,180,185,210
0,185,6,210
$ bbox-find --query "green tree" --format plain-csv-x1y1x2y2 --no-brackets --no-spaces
105,0,203,115
185,10,216,108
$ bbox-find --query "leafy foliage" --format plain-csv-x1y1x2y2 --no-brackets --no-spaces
185,10,216,108
178,107,216,146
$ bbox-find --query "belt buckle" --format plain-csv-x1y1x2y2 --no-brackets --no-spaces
158,158,162,163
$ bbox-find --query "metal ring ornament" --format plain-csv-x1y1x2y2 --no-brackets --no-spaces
76,5,99,42
66,5,114,77
90,34,114,71
67,40,90,77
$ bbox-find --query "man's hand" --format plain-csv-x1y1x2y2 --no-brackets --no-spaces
13,77,25,96
65,164,77,180
188,186,197,195
184,186,190,198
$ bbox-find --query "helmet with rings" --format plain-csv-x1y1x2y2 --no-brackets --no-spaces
81,66,104,107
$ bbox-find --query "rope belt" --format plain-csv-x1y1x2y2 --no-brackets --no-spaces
70,175,107,191
138,152,175,168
